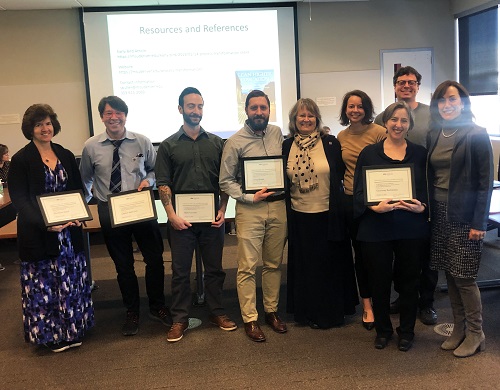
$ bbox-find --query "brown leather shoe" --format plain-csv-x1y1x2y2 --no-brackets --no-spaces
209,314,237,331
167,322,188,343
244,321,266,342
265,312,287,333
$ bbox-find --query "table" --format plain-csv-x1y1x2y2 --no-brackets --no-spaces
475,189,500,289
0,204,101,284
0,188,16,228
487,189,500,235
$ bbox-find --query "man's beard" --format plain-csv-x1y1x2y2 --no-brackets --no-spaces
183,112,202,127
247,115,269,131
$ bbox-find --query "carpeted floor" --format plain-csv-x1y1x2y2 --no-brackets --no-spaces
1,227,500,389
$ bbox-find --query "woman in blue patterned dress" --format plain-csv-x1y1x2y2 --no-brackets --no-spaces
8,104,94,353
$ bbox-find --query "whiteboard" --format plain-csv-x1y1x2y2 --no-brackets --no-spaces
300,70,381,136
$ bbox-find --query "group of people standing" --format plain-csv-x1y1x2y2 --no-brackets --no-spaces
333,67,491,357
7,66,493,359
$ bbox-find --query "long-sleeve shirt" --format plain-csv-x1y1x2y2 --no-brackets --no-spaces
80,130,156,202
337,123,386,195
219,122,283,204
353,139,429,242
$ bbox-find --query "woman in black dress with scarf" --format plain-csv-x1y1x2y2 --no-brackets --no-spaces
283,98,358,329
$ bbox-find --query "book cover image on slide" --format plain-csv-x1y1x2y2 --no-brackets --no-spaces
236,70,276,124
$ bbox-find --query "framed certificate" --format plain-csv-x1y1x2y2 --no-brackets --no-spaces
37,190,93,227
107,187,157,228
241,155,286,193
363,164,415,205
174,192,216,223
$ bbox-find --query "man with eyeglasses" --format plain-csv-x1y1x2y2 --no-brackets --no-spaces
80,96,170,337
375,66,437,326
375,66,430,148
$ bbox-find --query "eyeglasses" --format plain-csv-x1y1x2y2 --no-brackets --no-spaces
395,80,419,87
103,110,125,118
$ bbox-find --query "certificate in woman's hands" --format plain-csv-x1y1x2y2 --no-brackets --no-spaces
37,190,93,227
241,155,286,193
363,164,415,205
107,187,157,227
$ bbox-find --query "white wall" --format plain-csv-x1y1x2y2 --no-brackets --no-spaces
0,10,88,157
0,0,474,156
297,0,454,133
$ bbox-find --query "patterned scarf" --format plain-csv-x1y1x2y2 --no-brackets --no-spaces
292,130,320,193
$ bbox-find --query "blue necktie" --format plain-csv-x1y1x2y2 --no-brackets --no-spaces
109,139,124,193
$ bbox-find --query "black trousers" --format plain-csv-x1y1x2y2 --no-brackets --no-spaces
343,194,371,298
168,223,226,323
362,239,425,339
393,239,437,309
98,201,165,313
418,242,438,309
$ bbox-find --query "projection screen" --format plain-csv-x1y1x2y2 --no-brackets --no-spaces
80,4,299,143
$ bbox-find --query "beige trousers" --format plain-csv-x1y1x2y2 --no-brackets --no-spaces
235,200,287,323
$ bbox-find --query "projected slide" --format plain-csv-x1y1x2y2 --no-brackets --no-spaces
82,6,297,143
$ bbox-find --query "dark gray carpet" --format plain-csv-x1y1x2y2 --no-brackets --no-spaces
1,230,500,389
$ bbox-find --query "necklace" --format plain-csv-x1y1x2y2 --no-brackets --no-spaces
441,128,458,138
36,144,53,163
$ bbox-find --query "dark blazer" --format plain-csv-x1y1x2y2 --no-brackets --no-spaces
283,134,347,241
8,141,84,262
427,124,493,231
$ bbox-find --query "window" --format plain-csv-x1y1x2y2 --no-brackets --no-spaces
470,95,500,136
458,6,500,135
458,6,498,95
